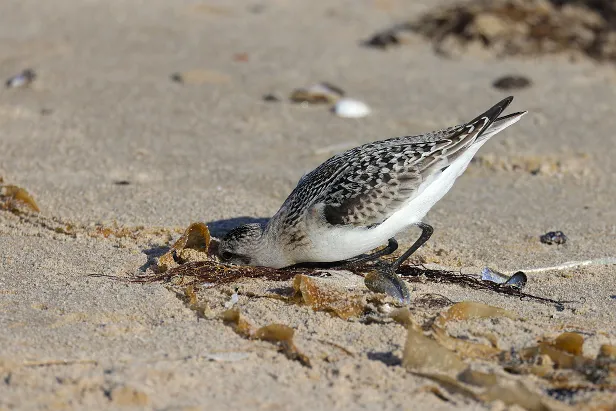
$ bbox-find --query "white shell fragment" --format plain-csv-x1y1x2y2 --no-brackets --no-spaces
481,267,509,284
481,267,527,289
5,69,36,89
224,287,239,309
333,98,371,118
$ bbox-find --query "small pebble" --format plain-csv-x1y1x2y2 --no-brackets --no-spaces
364,31,400,49
492,75,532,91
332,98,371,118
170,73,184,84
262,93,280,102
233,52,249,62
540,231,567,245
5,69,36,88
113,180,131,186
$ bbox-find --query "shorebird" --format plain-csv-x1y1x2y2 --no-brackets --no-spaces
219,96,526,303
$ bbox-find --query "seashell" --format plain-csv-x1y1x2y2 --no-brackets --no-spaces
481,267,509,284
481,267,527,289
504,271,527,289
224,287,239,309
332,98,371,118
5,69,36,88
262,93,280,102
540,230,567,245
289,82,344,104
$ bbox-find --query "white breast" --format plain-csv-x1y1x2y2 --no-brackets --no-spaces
298,141,486,263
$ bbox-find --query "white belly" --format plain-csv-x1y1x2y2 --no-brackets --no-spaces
299,142,486,262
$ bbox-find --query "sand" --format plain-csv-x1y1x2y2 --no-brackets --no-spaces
1,0,615,409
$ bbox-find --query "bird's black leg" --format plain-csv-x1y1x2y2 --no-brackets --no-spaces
341,238,398,267
364,223,433,305
389,222,433,273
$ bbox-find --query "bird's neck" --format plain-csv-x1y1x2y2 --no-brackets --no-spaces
253,228,291,269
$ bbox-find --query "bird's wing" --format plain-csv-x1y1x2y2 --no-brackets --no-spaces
304,97,514,227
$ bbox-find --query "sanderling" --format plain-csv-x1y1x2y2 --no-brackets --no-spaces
219,96,526,303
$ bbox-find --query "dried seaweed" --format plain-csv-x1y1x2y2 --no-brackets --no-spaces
367,0,616,63
396,265,569,307
221,308,311,367
117,259,568,309
0,184,40,213
127,260,309,285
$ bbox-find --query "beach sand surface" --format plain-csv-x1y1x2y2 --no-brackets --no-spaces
1,0,615,409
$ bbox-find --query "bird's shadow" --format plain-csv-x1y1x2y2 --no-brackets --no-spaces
206,216,270,238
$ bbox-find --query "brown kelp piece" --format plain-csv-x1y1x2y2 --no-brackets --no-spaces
500,331,616,397
598,344,616,361
553,332,584,356
415,367,569,410
254,324,311,367
432,302,516,360
519,332,590,371
392,297,604,407
479,379,572,411
388,308,418,329
220,308,311,367
0,184,40,213
403,327,466,374
435,301,518,327
457,368,497,387
156,222,211,272
254,324,294,342
293,274,365,320
181,285,212,319
221,308,254,338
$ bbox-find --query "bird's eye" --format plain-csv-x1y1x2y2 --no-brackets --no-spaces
221,251,233,261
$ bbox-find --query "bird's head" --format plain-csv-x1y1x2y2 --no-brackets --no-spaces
218,223,265,266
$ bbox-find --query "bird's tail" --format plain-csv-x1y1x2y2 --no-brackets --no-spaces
477,109,527,142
